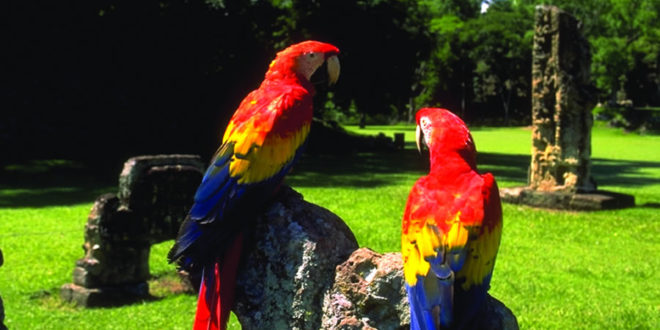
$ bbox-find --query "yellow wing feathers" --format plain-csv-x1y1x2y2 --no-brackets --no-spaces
456,221,501,290
227,123,309,184
402,212,500,288
402,213,471,286
403,223,440,285
221,89,311,184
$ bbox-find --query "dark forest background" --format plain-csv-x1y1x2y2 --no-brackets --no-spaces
3,0,659,170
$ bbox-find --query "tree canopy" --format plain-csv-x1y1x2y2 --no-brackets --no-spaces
3,0,658,165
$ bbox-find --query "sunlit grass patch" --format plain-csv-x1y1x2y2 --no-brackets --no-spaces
0,123,658,329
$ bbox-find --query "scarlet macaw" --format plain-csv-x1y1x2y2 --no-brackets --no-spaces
402,108,502,329
168,41,340,330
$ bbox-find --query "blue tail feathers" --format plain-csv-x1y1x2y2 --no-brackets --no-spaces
406,269,455,330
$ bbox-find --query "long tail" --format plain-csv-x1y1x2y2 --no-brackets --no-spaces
193,233,244,330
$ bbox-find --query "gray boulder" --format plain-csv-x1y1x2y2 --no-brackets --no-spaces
321,248,409,330
233,186,359,329
322,248,519,330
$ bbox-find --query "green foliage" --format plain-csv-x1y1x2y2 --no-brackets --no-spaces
461,7,533,122
523,0,660,106
587,0,660,105
414,13,466,112
6,0,658,167
419,0,482,20
416,0,534,123
414,0,658,125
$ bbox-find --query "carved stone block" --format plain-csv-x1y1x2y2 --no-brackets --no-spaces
61,155,204,307
530,5,596,193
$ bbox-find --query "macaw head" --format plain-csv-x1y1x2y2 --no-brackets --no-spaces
415,108,477,166
266,40,340,85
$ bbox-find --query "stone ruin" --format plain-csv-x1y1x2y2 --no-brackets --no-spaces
61,155,204,306
60,154,517,328
500,5,634,210
530,5,595,193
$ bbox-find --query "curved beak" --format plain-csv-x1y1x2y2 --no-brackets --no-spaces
415,124,424,154
326,55,340,85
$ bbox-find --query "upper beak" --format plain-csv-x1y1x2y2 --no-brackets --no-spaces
326,55,340,85
415,124,423,154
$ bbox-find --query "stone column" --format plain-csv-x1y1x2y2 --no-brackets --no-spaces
529,5,596,193
500,6,635,210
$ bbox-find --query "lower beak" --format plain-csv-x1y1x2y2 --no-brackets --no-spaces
415,125,423,153
326,55,340,85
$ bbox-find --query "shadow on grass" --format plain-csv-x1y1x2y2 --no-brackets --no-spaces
2,152,658,207
288,148,428,188
0,160,115,208
591,158,660,187
289,149,660,190
640,202,660,208
288,149,532,188
35,287,168,310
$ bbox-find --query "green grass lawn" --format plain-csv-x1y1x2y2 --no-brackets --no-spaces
1,124,658,329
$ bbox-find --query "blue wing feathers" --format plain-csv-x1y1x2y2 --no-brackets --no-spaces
190,175,235,221
408,252,457,330
167,217,203,264
407,280,439,330
194,165,231,203
451,283,490,329
169,138,306,266
193,143,234,204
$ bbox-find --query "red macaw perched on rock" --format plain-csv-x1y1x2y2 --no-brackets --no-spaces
402,108,502,330
168,41,340,330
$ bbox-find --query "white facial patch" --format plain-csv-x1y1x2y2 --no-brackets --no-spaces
420,116,433,140
297,52,326,80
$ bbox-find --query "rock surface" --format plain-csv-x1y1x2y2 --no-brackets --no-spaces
322,248,409,330
233,186,359,330
500,186,635,211
322,248,519,330
481,295,520,330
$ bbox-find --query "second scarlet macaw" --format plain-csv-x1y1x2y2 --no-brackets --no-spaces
402,108,502,329
168,41,340,330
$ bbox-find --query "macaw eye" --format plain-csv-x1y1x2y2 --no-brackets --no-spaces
308,53,316,58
